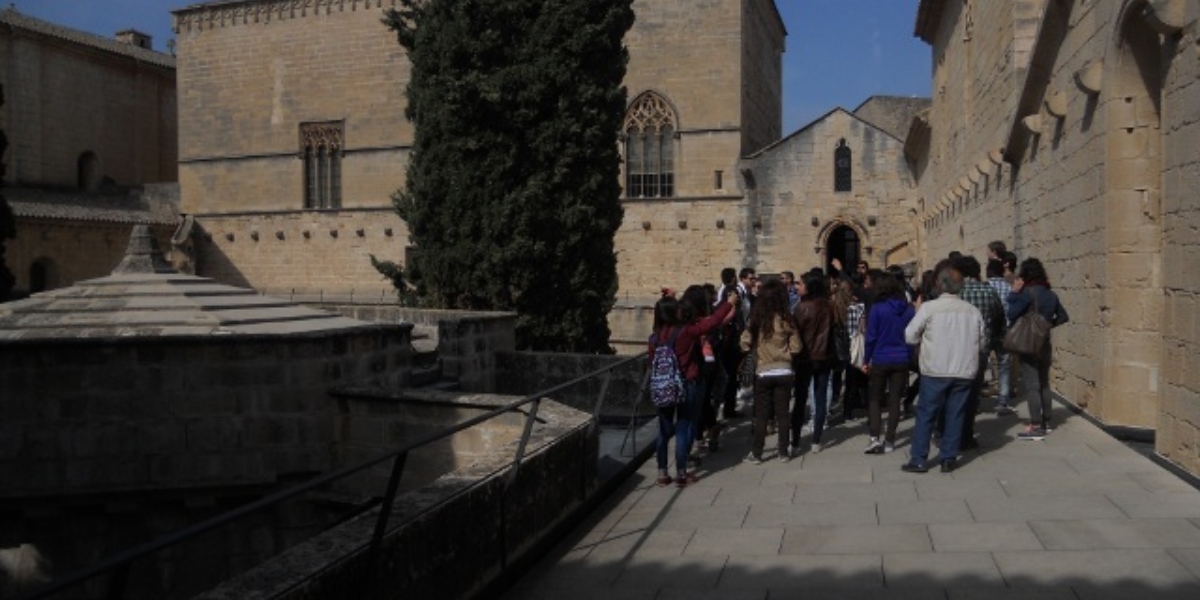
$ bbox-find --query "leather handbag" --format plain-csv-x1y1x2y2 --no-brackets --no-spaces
1003,290,1051,355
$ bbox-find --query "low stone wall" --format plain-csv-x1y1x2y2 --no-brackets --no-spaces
609,301,656,355
308,303,517,393
0,325,411,497
494,351,652,420
196,394,596,600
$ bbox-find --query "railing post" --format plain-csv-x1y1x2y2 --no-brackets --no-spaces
361,451,409,598
588,370,613,436
104,562,130,600
505,398,542,490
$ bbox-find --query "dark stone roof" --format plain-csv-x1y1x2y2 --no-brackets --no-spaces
852,96,933,142
0,8,175,69
4,186,180,226
0,226,374,339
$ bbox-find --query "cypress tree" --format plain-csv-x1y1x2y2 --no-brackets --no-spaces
381,0,634,353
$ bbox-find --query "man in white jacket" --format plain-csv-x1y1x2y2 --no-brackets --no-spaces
902,266,985,473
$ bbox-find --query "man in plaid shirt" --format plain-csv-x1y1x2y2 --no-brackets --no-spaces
952,255,1006,451
986,258,1015,414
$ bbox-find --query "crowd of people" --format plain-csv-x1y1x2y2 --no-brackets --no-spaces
647,241,1070,487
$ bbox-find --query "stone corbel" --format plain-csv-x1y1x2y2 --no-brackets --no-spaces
1074,61,1103,95
1021,113,1044,135
988,148,1006,165
1044,91,1068,118
1142,0,1190,36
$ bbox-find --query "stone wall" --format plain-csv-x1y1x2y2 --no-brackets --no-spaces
196,395,596,600
914,0,1200,475
6,221,175,293
312,303,518,392
494,351,651,418
0,21,176,186
0,326,410,497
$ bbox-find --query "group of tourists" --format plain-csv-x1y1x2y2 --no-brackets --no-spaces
647,241,1070,487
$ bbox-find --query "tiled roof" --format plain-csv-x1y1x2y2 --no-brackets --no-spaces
0,8,175,69
4,187,180,226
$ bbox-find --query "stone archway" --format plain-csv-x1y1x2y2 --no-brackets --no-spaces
817,219,870,277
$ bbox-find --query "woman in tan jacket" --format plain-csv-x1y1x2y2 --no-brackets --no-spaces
741,278,802,463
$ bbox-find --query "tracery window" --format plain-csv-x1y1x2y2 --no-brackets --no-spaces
834,138,852,192
623,93,676,199
300,121,343,209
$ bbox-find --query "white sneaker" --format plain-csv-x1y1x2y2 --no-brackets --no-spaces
744,452,763,465
801,423,814,436
864,437,884,455
810,441,823,454
883,441,895,453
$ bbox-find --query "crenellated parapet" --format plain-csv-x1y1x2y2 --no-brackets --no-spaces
172,0,402,33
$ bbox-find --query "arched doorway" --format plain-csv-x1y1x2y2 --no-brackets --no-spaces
29,258,56,293
77,151,99,191
826,225,860,277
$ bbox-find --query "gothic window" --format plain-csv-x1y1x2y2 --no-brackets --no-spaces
300,121,343,209
834,138,852,192
623,93,676,199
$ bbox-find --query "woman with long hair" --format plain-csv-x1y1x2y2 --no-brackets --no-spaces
828,278,862,421
1007,258,1069,440
862,274,915,454
792,271,834,454
649,288,737,487
740,279,801,463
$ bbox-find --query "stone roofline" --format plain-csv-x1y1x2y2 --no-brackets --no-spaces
744,106,905,159
172,0,403,33
0,8,175,69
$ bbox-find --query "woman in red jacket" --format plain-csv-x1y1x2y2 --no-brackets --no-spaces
649,289,737,487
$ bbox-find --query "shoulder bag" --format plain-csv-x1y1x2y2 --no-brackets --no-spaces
1003,289,1052,355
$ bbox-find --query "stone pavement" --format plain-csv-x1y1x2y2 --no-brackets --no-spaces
502,406,1200,600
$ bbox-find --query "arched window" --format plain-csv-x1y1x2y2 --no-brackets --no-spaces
300,121,344,209
77,151,99,191
623,93,676,199
834,139,852,192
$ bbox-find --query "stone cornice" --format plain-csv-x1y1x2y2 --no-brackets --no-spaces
173,0,401,33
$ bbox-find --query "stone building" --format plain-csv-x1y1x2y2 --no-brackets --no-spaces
170,0,786,300
0,8,179,294
907,0,1200,474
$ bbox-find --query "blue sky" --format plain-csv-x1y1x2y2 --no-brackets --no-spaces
13,0,930,133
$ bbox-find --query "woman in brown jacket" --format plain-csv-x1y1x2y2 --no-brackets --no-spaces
792,270,834,454
740,279,801,463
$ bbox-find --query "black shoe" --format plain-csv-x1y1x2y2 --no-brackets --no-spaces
901,461,930,473
940,459,956,473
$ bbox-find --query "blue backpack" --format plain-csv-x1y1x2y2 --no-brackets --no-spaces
649,328,686,408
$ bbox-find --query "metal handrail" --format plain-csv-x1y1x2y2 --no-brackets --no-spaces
21,351,649,600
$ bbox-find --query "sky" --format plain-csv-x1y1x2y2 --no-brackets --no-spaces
12,0,931,133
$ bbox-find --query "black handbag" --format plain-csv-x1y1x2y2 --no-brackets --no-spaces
1003,289,1051,355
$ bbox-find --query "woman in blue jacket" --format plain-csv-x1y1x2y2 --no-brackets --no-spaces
862,274,915,454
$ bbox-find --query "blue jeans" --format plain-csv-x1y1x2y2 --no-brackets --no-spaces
657,379,700,473
992,348,1013,405
909,376,972,466
793,360,832,444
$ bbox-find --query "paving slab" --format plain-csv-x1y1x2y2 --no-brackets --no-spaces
684,527,783,556
1029,518,1200,550
710,482,796,506
611,554,729,588
781,524,932,554
744,501,879,527
965,494,1126,522
882,552,1005,588
720,553,883,589
928,522,1044,552
997,472,1147,497
878,498,974,525
1105,490,1200,518
993,548,1200,589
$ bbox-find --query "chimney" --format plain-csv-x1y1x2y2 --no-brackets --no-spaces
115,29,152,50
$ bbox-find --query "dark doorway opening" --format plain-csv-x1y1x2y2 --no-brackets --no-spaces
826,225,860,278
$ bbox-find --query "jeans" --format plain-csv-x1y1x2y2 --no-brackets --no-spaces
1020,343,1053,426
752,374,793,456
793,359,832,445
656,379,701,473
991,347,1013,405
961,351,989,443
868,363,908,443
909,376,972,466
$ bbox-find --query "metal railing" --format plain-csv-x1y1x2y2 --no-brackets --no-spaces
20,352,649,600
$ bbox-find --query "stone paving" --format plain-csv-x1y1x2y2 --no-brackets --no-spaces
503,406,1200,600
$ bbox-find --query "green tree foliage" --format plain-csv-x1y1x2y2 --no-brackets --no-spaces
382,0,634,353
